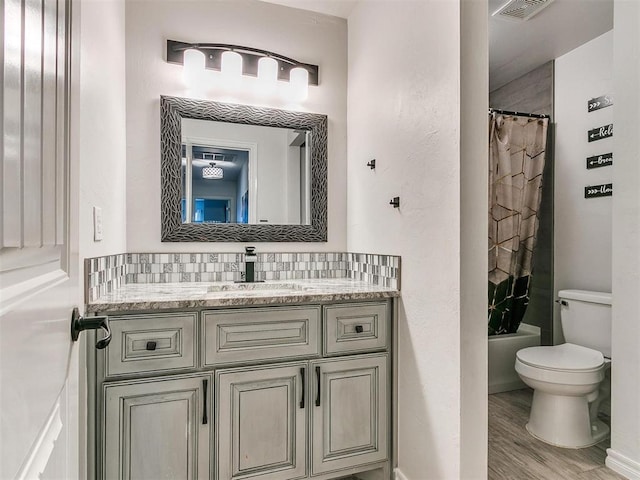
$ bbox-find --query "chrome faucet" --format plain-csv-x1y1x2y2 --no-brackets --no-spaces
243,246,257,283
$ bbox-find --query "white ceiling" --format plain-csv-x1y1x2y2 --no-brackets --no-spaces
259,0,613,91
489,0,613,90
259,0,358,18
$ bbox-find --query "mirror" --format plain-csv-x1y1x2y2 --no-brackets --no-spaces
161,96,327,242
181,119,312,226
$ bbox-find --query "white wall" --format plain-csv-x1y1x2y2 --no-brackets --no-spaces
347,1,487,478
554,31,613,341
78,0,128,259
125,0,347,252
286,130,303,224
75,1,128,478
460,1,489,476
608,2,640,478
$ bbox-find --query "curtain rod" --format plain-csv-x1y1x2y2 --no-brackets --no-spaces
489,108,550,119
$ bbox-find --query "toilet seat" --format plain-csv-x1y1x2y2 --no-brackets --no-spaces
517,343,604,372
515,344,605,386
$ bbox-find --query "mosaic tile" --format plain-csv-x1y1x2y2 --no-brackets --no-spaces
85,251,400,302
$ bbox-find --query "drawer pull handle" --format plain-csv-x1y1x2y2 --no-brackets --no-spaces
315,366,321,407
300,367,305,409
355,325,364,333
146,341,157,351
202,379,208,425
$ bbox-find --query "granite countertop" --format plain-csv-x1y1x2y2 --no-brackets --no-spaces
86,279,400,313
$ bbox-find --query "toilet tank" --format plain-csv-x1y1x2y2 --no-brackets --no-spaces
559,289,612,358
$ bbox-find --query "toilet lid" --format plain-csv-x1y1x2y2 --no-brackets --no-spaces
517,343,604,371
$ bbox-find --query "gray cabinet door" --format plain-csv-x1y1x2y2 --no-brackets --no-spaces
217,364,307,480
311,355,388,475
103,374,212,480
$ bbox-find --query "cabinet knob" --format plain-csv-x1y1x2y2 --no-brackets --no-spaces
355,325,364,334
146,341,157,351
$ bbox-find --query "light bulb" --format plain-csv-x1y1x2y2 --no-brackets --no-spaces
183,49,205,90
289,67,309,102
258,57,278,82
221,51,242,78
256,57,278,95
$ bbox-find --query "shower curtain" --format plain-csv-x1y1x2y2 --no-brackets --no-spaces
488,113,549,335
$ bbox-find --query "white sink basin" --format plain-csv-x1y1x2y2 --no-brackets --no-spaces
207,282,303,293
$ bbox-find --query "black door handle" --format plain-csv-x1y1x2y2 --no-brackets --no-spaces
146,341,157,351
300,367,305,409
355,325,364,333
202,378,208,425
315,366,321,407
70,308,111,349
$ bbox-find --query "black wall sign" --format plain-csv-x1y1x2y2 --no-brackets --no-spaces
586,152,613,169
588,124,613,142
587,95,613,112
585,183,613,198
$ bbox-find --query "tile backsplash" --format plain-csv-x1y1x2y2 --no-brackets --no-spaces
85,251,400,303
85,254,128,303
347,253,400,287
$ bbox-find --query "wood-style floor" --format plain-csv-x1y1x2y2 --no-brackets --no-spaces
489,389,625,480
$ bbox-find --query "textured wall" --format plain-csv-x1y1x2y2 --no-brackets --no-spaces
554,31,613,343
348,1,487,478
79,0,127,258
460,1,489,476
608,2,640,477
77,2,128,478
125,0,347,251
490,62,554,345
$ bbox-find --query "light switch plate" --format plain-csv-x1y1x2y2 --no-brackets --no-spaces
93,206,103,241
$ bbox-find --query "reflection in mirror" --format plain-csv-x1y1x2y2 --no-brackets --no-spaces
181,119,312,225
160,96,327,242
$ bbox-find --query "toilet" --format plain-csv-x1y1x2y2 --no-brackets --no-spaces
515,289,612,448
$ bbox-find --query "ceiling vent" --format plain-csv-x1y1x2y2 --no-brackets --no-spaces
492,0,555,22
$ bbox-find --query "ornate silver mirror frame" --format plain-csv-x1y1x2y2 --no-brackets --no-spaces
161,96,328,242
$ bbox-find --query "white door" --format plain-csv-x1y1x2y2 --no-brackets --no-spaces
1,0,81,478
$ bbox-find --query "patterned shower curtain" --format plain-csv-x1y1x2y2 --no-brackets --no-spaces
488,113,549,335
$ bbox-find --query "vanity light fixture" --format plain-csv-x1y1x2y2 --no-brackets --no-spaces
167,40,319,101
202,162,224,180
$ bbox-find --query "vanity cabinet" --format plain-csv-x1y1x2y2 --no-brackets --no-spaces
105,312,197,377
93,301,392,480
311,355,388,475
216,354,388,480
216,363,307,480
102,373,212,480
202,306,321,366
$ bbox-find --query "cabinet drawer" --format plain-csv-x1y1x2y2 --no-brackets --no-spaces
202,306,320,366
324,302,389,355
105,313,197,377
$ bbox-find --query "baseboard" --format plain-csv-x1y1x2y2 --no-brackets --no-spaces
488,379,526,394
606,449,640,480
394,467,409,480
